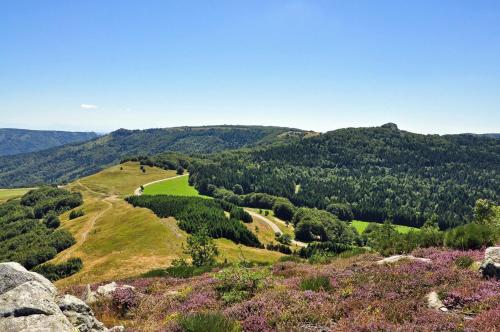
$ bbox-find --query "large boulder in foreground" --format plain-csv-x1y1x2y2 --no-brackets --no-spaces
480,247,500,279
0,262,115,332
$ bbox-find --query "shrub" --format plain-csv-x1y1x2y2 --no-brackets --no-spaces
178,312,241,332
32,258,83,281
69,209,85,220
276,233,292,245
454,256,474,269
176,166,185,175
272,199,295,221
112,287,138,317
326,203,354,221
445,223,495,250
266,243,292,255
44,212,60,229
300,275,332,292
185,229,219,267
215,265,270,303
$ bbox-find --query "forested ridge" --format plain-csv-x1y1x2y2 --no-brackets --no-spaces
188,124,500,229
0,126,303,188
0,128,98,156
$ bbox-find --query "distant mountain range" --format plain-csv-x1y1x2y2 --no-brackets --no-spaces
0,128,99,156
0,126,304,187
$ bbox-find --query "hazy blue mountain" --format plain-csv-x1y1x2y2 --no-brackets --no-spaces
0,128,99,156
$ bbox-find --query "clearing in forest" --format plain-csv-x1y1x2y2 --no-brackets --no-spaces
0,188,32,203
351,220,420,234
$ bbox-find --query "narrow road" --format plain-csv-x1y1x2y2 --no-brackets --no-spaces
134,174,188,196
246,210,307,247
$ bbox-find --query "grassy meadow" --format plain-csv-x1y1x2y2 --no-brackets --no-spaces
142,174,204,197
0,188,33,203
351,220,419,234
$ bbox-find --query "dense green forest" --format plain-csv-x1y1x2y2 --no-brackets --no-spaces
0,126,303,187
0,128,98,156
0,187,82,269
188,124,500,229
126,195,261,247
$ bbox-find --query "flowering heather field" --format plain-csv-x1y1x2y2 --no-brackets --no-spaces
65,248,500,331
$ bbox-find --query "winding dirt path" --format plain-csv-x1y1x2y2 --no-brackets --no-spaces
80,197,114,242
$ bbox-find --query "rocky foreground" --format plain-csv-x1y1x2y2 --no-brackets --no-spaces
1,247,499,331
0,262,121,332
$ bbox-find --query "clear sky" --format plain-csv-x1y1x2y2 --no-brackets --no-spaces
1,0,499,134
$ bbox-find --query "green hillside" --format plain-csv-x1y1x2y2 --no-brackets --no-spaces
188,124,500,229
0,128,98,156
0,126,303,188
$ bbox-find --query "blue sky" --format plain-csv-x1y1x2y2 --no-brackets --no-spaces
1,0,499,134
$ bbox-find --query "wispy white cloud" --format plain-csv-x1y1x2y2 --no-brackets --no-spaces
80,104,98,110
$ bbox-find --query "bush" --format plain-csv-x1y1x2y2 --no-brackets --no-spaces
178,312,241,332
32,258,83,281
69,209,85,220
272,199,295,221
300,275,332,292
176,166,185,175
276,233,292,245
454,256,474,269
266,243,292,254
445,223,495,250
215,265,270,303
184,229,219,267
278,255,303,263
326,203,354,221
44,212,60,229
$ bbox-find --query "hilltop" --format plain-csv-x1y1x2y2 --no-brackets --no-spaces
0,128,98,156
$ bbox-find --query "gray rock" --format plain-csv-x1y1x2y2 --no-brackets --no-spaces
84,284,98,304
57,294,108,332
0,262,56,295
0,281,62,318
426,291,448,312
480,247,500,279
0,262,112,332
96,282,135,298
0,313,75,332
377,255,431,265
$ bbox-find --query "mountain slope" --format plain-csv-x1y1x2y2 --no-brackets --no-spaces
51,162,282,286
0,126,303,188
189,123,500,229
0,128,99,156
